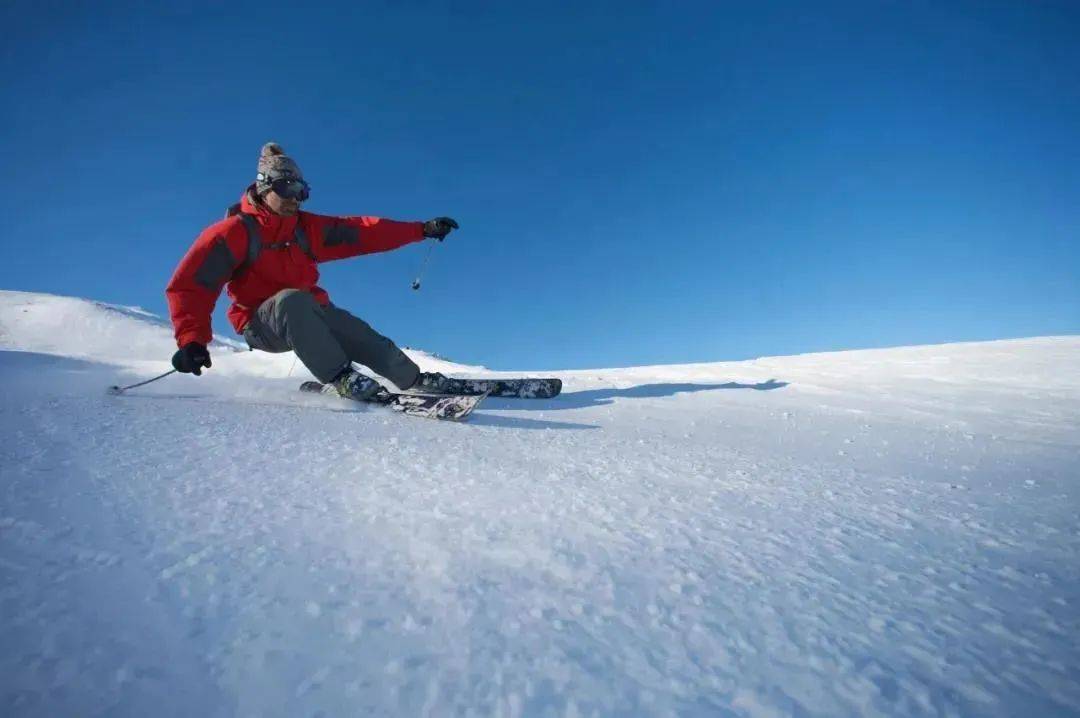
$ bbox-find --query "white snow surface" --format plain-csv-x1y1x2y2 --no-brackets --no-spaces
1,289,1078,717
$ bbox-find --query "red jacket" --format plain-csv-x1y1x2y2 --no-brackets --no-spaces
167,188,425,347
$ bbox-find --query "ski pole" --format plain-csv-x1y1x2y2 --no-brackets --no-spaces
107,369,177,395
411,239,438,291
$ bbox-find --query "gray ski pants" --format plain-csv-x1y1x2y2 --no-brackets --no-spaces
242,289,420,388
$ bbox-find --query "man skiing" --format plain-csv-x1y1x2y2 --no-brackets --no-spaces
166,142,458,401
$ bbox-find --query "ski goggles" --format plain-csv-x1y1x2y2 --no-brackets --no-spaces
258,175,310,201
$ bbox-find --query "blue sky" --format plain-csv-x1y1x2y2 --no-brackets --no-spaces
2,1,1077,369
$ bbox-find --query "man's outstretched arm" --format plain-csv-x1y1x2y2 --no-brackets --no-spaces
304,214,458,262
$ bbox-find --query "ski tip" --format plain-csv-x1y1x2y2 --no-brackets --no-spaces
449,392,487,421
432,390,489,421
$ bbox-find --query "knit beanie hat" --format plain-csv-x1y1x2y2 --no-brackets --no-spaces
255,142,304,195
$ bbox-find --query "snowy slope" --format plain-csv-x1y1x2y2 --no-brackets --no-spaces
0,290,247,360
1,290,1077,717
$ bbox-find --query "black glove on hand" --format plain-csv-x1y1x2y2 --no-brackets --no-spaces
422,217,459,240
172,342,212,375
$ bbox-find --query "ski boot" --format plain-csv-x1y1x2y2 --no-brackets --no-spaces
323,368,384,402
413,371,453,393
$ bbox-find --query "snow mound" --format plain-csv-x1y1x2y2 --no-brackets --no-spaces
0,290,245,363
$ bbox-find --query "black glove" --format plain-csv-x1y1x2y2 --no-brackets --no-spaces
422,217,459,240
172,342,212,375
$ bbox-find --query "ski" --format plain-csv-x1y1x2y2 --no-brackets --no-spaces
417,374,562,399
299,381,485,421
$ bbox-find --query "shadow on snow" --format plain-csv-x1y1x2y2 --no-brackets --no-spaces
483,379,788,412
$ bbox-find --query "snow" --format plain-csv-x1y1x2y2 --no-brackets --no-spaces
1,289,1078,717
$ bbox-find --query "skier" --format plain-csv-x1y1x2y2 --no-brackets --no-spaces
166,142,458,401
